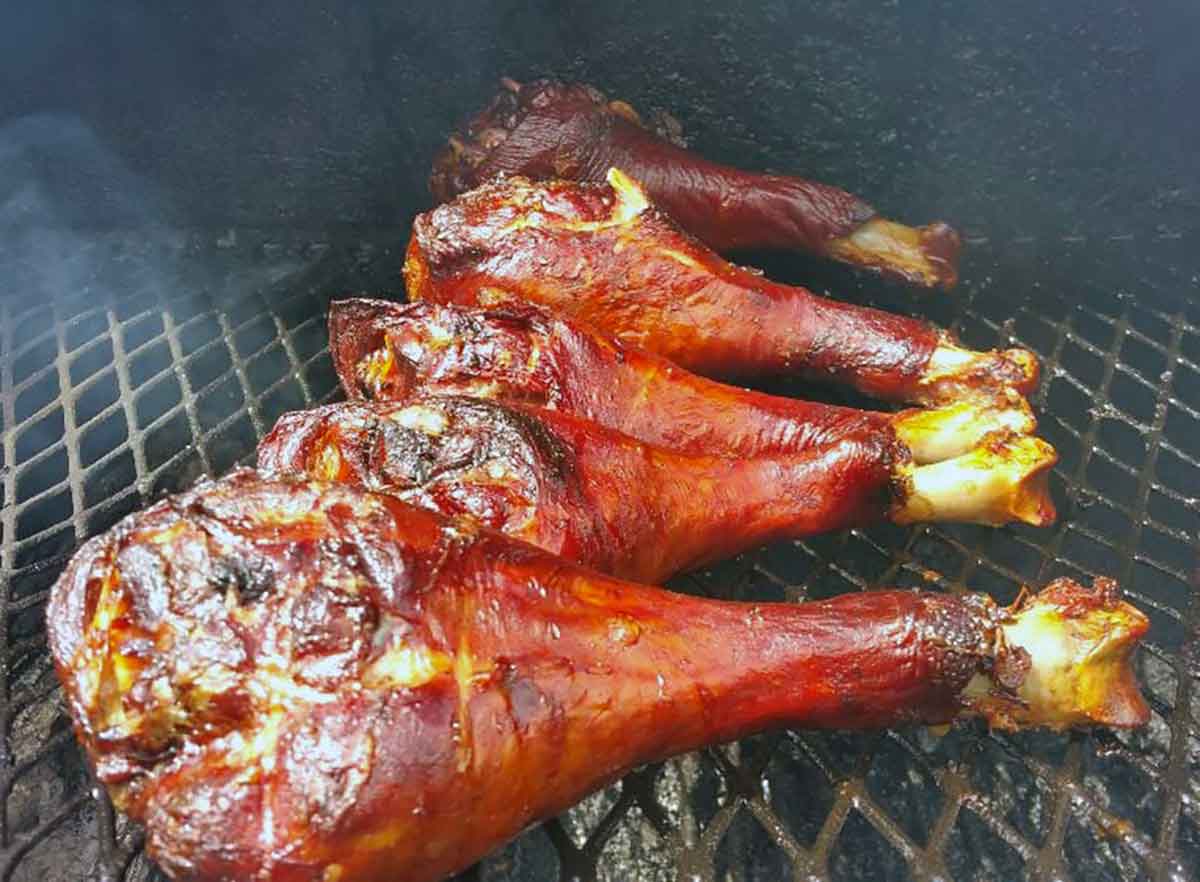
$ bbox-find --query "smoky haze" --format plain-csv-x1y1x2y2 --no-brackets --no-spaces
0,113,183,309
1,113,311,561
1,114,192,522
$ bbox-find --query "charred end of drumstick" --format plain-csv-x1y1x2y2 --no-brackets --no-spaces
966,577,1150,730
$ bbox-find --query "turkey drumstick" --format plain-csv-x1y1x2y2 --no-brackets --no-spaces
49,471,1148,882
431,78,961,289
406,171,1036,405
257,396,1057,584
330,297,1035,465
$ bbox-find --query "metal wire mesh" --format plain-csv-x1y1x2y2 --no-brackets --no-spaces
0,230,1196,882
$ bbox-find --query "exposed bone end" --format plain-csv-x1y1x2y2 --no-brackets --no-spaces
892,392,1037,465
920,342,1041,406
965,578,1150,730
893,432,1058,527
825,217,961,289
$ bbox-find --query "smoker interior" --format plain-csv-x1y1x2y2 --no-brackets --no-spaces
1,2,1198,880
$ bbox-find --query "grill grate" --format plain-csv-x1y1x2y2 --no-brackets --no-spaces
0,231,1196,882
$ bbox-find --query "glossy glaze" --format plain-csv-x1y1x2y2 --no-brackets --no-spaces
329,298,889,457
257,396,900,583
405,173,1031,404
50,471,1035,882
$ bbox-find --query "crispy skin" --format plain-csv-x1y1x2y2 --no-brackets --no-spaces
51,471,1019,882
257,396,900,583
430,78,960,288
405,175,1029,404
329,298,888,457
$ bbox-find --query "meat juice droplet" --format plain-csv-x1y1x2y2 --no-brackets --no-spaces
549,623,561,639
609,617,641,646
657,674,667,698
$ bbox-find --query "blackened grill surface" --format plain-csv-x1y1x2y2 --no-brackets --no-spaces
0,228,1197,882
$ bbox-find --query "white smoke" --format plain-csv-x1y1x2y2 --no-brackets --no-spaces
0,114,308,517
1,112,319,882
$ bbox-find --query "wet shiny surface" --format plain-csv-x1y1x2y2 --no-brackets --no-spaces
50,471,1030,882
6,231,1192,881
256,396,900,583
405,173,1012,403
328,298,893,457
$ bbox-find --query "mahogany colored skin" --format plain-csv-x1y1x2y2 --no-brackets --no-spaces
257,396,900,584
429,79,960,286
405,176,1003,404
49,471,998,882
329,298,890,458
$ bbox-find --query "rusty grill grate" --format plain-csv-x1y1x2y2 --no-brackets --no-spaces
0,229,1196,882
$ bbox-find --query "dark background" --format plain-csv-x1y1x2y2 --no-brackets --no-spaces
1,3,1199,881
2,0,1198,245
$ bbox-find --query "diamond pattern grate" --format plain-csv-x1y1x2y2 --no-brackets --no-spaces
0,230,1195,882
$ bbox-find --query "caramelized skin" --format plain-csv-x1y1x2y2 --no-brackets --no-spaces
405,174,1031,404
51,472,1019,882
430,79,960,288
257,396,899,583
329,298,888,457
